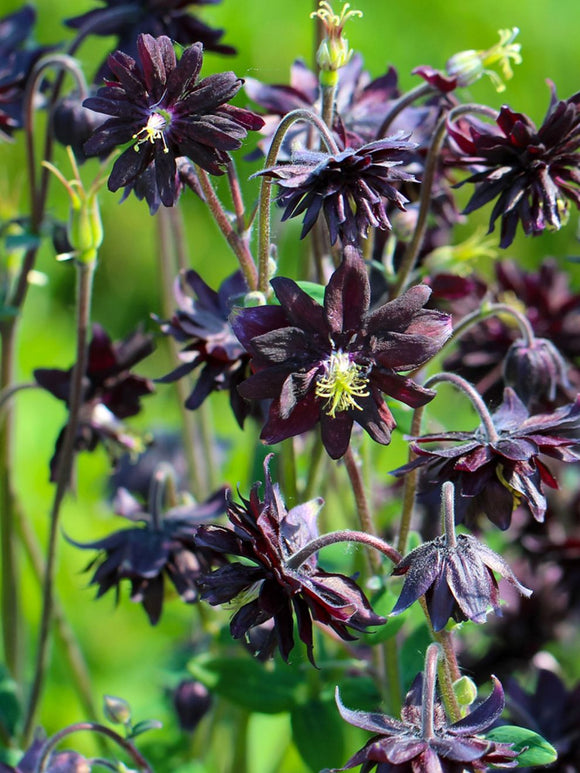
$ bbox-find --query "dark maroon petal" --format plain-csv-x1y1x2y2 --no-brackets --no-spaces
391,543,441,614
334,688,408,735
324,251,369,335
260,391,320,445
320,410,354,459
366,284,432,336
270,276,327,334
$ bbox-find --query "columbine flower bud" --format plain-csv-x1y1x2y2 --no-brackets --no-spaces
503,337,570,405
446,28,521,92
173,680,212,732
453,675,478,707
104,694,132,726
310,1,362,83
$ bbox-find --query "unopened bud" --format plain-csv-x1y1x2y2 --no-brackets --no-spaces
104,694,132,726
446,28,521,92
173,680,212,732
311,1,362,76
453,675,478,707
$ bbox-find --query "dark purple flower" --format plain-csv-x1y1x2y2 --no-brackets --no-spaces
156,269,252,427
331,673,518,771
505,669,580,772
390,533,531,632
83,34,264,207
65,0,235,82
196,456,384,664
0,731,88,773
233,252,452,459
257,137,417,246
68,485,227,624
392,387,580,529
34,324,154,481
173,679,212,732
53,92,108,163
502,336,570,405
445,259,580,407
0,6,50,140
448,86,580,247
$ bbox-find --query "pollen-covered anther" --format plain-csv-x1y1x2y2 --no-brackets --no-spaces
132,111,169,153
315,351,369,417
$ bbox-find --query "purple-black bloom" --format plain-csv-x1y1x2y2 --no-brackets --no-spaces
257,137,417,246
392,387,580,529
83,34,264,207
34,324,154,481
196,456,384,664
448,87,580,247
233,251,452,459
68,485,227,624
331,673,518,771
0,731,89,773
156,269,252,427
65,0,235,82
390,533,531,631
0,6,49,140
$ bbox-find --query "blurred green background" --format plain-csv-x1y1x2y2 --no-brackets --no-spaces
1,0,580,770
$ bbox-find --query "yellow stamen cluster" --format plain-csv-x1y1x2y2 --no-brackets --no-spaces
310,1,363,75
310,1,363,36
315,351,369,417
132,112,170,153
446,27,522,93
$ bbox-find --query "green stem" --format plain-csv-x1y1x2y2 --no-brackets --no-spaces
376,83,436,139
281,437,298,506
342,447,380,569
226,159,247,235
424,372,498,443
257,108,340,294
392,104,498,297
195,167,258,291
451,301,535,347
284,528,401,571
396,405,425,555
23,259,96,743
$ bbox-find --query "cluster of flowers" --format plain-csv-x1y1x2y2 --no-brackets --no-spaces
3,0,580,770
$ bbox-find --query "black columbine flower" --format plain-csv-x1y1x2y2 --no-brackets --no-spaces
34,324,154,481
256,137,417,246
65,0,235,82
83,34,264,207
392,386,580,530
332,670,518,771
195,456,384,664
156,269,252,427
390,533,531,632
0,732,89,773
69,485,227,624
0,6,49,141
233,251,452,459
448,86,580,247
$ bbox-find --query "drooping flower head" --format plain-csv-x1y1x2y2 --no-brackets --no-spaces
68,484,227,624
448,86,580,247
65,0,235,82
233,251,452,459
0,731,89,773
257,137,417,246
196,455,384,663
34,324,155,481
332,658,518,771
392,386,580,529
83,34,264,207
0,6,50,140
156,269,253,427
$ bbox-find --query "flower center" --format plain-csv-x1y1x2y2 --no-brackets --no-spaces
315,350,369,417
132,111,170,153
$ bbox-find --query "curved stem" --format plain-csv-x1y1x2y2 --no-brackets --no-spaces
226,159,247,235
35,722,153,773
285,528,401,571
392,103,498,297
195,167,258,290
396,404,426,555
23,259,96,742
451,302,535,347
148,462,178,529
0,381,38,416
376,82,435,139
257,108,340,294
424,372,498,442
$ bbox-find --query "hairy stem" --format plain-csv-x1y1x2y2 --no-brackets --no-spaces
396,404,426,555
451,301,535,347
285,529,401,571
376,82,435,139
424,372,498,443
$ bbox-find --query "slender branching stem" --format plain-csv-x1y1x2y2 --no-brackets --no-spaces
23,259,96,742
396,404,426,554
35,722,153,773
392,104,498,296
257,108,340,294
441,481,457,548
0,382,38,417
149,462,178,530
284,528,401,571
167,206,189,271
343,446,382,571
226,159,247,235
451,301,535,347
195,166,259,290
376,82,435,139
424,372,498,442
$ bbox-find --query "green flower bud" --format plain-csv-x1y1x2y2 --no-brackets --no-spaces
103,694,132,726
311,1,362,75
453,675,478,707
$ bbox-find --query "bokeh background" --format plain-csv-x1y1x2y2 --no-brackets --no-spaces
2,0,580,770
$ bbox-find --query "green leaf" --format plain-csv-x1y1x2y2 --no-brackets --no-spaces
485,726,557,767
188,653,304,714
291,698,345,771
295,281,326,306
129,719,163,738
0,666,21,737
